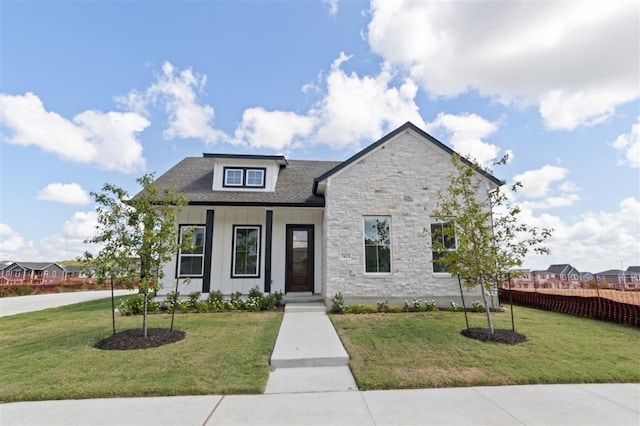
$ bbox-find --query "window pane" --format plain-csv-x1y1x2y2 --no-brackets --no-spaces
233,227,259,276
431,221,455,273
225,169,243,186
246,169,264,186
364,216,390,273
180,256,203,276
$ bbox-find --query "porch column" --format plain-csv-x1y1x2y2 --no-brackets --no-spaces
264,210,273,293
202,209,214,293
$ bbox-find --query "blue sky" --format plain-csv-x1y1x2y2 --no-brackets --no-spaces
1,0,638,273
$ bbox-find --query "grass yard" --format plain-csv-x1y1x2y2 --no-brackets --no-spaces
331,306,640,390
0,296,282,402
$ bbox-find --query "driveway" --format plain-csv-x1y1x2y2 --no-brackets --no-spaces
0,289,134,317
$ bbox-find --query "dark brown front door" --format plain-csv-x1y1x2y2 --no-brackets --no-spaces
286,225,314,293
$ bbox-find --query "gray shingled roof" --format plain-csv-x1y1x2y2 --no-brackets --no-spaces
153,157,341,206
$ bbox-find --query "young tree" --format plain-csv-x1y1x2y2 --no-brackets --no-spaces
429,154,552,333
82,174,189,337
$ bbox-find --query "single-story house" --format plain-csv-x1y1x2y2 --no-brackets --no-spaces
152,122,503,307
1,262,66,285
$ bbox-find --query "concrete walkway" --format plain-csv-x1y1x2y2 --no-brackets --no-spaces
0,289,134,317
1,295,638,425
266,302,357,394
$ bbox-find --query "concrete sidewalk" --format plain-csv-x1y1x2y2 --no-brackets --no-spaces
2,384,638,425
0,289,134,317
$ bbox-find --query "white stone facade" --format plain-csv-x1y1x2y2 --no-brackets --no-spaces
322,128,496,307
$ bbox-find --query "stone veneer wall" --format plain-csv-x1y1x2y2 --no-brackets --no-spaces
323,129,496,307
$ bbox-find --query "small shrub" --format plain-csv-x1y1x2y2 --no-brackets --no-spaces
165,292,180,309
424,300,437,311
447,300,463,312
377,299,389,313
472,301,486,313
119,295,145,315
402,300,410,312
330,293,346,314
186,292,202,311
248,286,263,299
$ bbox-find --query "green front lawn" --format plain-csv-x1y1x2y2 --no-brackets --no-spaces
0,297,282,402
331,306,640,390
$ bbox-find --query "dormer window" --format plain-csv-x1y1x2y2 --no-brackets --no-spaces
223,167,266,188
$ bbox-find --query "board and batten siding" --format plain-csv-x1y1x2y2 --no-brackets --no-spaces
160,206,323,296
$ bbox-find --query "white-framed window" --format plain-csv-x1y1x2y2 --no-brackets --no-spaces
5,270,9,276
223,167,266,188
44,271,49,276
571,274,578,280
232,225,261,277
52,271,56,277
177,225,206,277
364,216,391,273
246,169,265,187
430,221,457,273
224,168,244,186
14,270,20,277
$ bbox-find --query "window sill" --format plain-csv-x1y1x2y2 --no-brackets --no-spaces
432,272,454,278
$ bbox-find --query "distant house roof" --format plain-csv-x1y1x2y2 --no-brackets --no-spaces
596,269,624,275
547,264,579,274
10,262,62,270
626,266,640,273
153,157,340,207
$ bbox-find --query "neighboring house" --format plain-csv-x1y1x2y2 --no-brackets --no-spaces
594,269,635,289
63,265,95,281
546,264,581,289
502,269,533,288
1,262,66,285
626,266,640,289
151,122,503,307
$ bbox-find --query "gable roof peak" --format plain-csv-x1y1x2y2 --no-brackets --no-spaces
312,121,503,194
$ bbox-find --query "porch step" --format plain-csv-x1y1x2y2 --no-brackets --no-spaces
282,293,324,304
285,302,326,313
270,309,349,368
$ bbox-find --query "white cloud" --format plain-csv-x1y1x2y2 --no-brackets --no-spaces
323,0,339,16
229,54,425,151
118,62,229,145
0,93,148,173
426,112,500,167
512,165,569,199
37,183,90,205
522,197,640,272
0,223,36,260
234,108,316,151
311,53,425,149
36,212,99,261
610,116,640,168
367,0,640,130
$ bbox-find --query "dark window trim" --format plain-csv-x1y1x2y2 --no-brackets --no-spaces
231,224,262,279
175,224,206,278
202,210,215,293
222,167,267,189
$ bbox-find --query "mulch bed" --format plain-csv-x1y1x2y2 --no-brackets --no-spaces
95,328,185,350
461,327,527,345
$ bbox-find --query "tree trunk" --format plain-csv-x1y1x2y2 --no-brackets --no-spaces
143,288,148,338
480,279,495,333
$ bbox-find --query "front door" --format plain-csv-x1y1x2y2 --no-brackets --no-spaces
286,225,314,293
